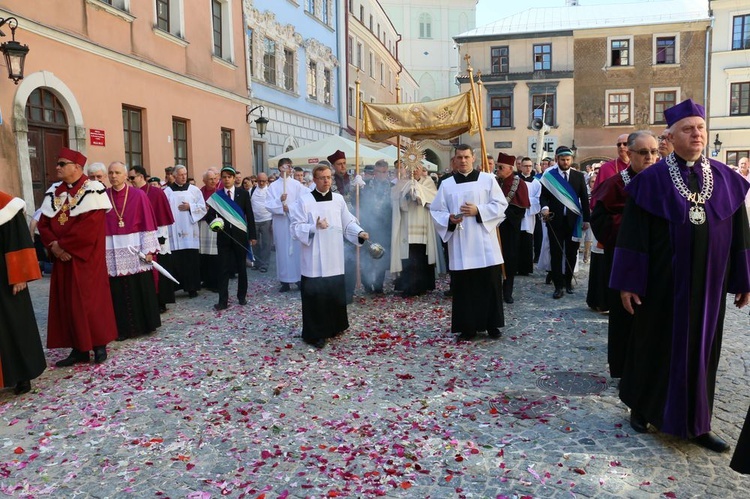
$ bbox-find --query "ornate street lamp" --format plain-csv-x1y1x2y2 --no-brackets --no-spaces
246,105,269,137
713,134,722,155
0,17,30,84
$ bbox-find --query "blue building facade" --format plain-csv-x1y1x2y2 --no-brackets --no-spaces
245,0,341,172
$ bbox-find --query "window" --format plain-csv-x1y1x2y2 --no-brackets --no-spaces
606,90,633,125
348,87,354,116
172,118,188,168
490,96,512,128
609,37,631,66
347,36,353,64
731,81,750,115
369,52,374,78
360,5,364,22
732,14,750,50
263,38,276,85
99,0,130,10
253,141,265,175
212,0,222,57
377,24,380,39
357,43,363,69
419,13,432,39
727,150,750,166
26,88,68,125
283,48,295,91
653,90,677,124
154,0,183,37
211,0,233,61
323,68,332,105
491,46,508,74
156,0,170,31
533,44,551,71
655,36,676,64
305,0,315,15
322,0,329,24
221,128,233,168
532,93,555,126
307,61,318,100
380,62,384,85
348,0,353,13
369,15,373,32
122,106,142,168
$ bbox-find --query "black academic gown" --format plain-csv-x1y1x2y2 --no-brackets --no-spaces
0,206,47,387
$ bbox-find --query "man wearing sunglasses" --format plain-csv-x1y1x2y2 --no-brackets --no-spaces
37,147,118,367
592,133,631,194
657,128,674,159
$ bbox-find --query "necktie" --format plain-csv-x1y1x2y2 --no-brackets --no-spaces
227,189,232,200
563,171,568,182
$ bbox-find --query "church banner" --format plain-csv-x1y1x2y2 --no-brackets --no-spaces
362,92,479,142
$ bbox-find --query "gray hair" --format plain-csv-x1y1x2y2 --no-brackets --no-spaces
374,159,389,168
202,168,218,181
86,162,107,175
173,165,187,175
627,130,657,148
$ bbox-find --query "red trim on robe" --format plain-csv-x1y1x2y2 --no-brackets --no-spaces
6,248,42,285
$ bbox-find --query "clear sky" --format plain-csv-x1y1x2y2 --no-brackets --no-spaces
475,0,697,26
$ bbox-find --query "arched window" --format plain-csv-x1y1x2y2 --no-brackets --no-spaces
25,88,68,126
419,13,432,39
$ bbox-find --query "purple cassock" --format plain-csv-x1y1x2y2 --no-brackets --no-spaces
140,184,175,228
610,153,750,438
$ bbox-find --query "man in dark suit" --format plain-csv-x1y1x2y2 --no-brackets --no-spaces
206,166,257,310
539,146,590,299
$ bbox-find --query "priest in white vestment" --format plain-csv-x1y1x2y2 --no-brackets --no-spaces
430,145,508,341
266,159,305,292
290,165,368,349
165,165,207,297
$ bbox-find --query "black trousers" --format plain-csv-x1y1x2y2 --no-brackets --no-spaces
548,226,578,288
217,242,248,306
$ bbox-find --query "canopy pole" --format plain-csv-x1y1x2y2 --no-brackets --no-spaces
396,74,402,179
355,73,362,289
465,55,489,173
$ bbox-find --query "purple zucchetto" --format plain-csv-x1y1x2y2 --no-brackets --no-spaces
664,98,705,127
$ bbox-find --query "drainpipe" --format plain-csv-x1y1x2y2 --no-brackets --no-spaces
338,0,348,136
703,12,713,157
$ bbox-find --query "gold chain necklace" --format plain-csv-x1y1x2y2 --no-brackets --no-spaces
109,185,129,228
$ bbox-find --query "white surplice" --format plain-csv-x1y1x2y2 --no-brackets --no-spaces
430,172,507,271
266,176,306,282
290,191,364,278
165,184,207,251
521,177,542,235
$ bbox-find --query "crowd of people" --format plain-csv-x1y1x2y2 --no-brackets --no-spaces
2,99,749,471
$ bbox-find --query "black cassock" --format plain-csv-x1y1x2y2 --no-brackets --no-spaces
731,404,750,474
0,205,46,388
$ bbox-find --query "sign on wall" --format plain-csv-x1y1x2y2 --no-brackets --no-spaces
527,136,558,160
90,129,106,147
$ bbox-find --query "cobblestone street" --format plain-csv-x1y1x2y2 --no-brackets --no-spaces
1,261,749,498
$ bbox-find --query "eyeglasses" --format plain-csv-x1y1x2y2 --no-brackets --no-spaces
630,148,659,157
616,142,628,147
56,161,74,167
658,136,669,141
128,176,137,180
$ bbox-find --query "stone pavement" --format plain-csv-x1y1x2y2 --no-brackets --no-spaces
1,259,749,498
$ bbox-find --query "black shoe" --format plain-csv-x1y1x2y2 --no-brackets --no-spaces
566,285,574,294
443,290,453,297
553,288,564,299
13,380,31,395
504,295,514,304
93,346,107,364
279,283,291,292
55,349,89,367
630,412,649,433
238,298,247,305
488,328,502,338
456,332,476,342
188,291,198,298
303,338,326,349
116,335,125,342
545,272,552,284
159,304,167,313
214,303,228,311
693,432,731,453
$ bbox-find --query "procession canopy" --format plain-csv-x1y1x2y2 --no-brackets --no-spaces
363,92,479,142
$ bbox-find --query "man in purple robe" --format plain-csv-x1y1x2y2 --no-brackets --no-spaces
129,165,175,313
610,99,750,452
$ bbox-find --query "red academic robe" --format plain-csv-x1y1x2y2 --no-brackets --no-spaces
37,175,117,351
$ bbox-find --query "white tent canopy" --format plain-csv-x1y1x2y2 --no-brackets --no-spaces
267,135,394,170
